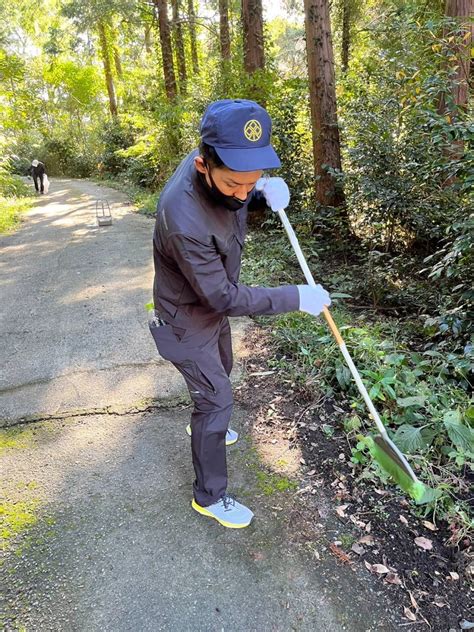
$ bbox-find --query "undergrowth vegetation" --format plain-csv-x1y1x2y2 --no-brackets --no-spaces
242,231,473,540
0,158,34,234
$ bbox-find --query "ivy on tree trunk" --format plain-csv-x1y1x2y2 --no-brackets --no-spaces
97,20,118,118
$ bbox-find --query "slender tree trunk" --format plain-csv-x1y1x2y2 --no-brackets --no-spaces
241,0,265,73
341,0,350,73
171,0,187,94
97,20,118,118
108,23,123,79
113,48,123,78
154,0,177,101
219,0,231,61
187,0,199,74
438,0,472,113
145,24,153,54
438,0,473,166
303,0,345,209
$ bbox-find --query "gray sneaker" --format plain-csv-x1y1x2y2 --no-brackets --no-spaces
186,424,238,446
192,494,254,528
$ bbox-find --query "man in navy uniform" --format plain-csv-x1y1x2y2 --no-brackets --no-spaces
151,99,330,528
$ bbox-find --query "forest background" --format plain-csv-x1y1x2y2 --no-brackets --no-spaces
0,0,472,540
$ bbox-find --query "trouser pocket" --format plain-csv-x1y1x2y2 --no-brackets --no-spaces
176,360,217,397
149,323,186,363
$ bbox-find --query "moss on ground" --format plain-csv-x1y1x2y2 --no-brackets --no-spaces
1,499,40,551
0,426,36,453
255,470,298,495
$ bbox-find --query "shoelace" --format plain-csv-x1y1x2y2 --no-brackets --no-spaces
220,494,236,511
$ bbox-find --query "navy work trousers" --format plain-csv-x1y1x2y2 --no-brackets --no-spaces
150,315,233,507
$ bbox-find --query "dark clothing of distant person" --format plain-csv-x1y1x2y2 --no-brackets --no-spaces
29,162,46,193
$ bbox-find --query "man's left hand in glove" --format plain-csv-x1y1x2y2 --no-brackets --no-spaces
255,177,290,212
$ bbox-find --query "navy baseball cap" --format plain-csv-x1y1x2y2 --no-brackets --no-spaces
200,99,281,172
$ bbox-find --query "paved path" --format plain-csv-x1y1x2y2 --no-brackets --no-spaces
2,409,397,631
1,180,398,631
0,179,247,424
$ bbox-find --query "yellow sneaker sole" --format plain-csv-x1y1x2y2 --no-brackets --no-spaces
191,499,252,529
186,425,238,446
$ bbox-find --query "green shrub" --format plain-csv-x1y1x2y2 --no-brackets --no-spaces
0,157,33,233
339,10,472,252
266,307,472,529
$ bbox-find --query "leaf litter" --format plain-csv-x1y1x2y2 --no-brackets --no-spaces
236,326,472,631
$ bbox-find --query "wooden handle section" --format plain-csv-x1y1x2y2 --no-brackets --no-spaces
323,306,344,347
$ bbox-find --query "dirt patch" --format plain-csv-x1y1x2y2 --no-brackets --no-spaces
235,324,473,630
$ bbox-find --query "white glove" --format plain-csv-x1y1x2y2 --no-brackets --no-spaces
255,176,290,212
297,285,331,316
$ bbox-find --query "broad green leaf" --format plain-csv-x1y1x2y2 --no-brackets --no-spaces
393,424,426,453
397,396,426,408
384,353,406,366
464,405,474,425
444,418,474,453
443,409,462,425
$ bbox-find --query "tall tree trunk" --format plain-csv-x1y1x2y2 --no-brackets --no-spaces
438,0,472,113
187,0,199,74
171,0,187,94
113,48,123,78
108,23,123,79
341,0,350,73
303,0,345,210
154,0,177,101
219,0,231,61
97,20,118,118
438,0,473,165
241,0,265,73
145,24,153,54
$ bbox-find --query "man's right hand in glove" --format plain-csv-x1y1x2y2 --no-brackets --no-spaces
297,285,331,316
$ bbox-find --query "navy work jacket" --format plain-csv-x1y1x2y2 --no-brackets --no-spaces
152,150,299,328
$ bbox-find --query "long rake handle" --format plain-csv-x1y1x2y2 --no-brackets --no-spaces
277,208,388,438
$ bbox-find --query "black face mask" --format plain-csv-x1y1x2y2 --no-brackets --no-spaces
198,167,247,212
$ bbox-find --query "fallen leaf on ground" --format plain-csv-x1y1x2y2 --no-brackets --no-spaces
358,535,375,546
403,607,417,622
408,590,419,610
422,520,437,531
329,542,352,565
350,515,366,528
399,515,409,525
335,504,349,518
448,571,459,580
371,563,390,574
385,572,402,585
414,536,433,550
364,560,373,572
351,543,365,555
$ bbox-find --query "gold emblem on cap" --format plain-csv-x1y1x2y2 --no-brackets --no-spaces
244,119,263,142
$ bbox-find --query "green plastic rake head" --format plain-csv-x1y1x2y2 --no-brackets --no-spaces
365,436,427,502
